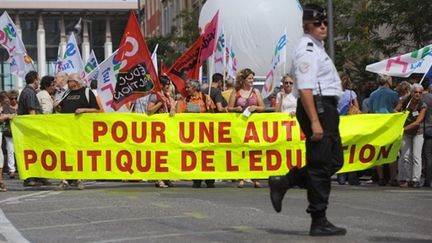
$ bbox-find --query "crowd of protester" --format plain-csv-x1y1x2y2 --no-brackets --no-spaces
0,69,431,191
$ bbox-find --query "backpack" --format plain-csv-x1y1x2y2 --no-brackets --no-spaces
186,92,213,112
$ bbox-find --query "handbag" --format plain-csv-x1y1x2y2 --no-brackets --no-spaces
0,121,11,137
424,113,432,138
347,91,361,115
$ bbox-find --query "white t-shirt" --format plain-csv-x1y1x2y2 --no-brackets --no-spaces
276,92,297,113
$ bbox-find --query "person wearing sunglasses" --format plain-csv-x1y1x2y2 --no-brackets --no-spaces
275,74,297,116
394,83,427,188
269,3,346,236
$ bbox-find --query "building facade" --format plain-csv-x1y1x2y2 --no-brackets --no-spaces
1,0,137,89
1,0,204,89
145,0,204,37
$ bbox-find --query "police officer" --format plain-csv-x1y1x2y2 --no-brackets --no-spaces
268,4,346,236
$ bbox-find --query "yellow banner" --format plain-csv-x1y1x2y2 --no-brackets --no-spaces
12,112,407,180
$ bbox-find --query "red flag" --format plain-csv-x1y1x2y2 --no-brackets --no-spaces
199,11,219,64
166,37,202,97
112,11,160,110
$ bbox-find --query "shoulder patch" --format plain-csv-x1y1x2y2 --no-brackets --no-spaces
299,62,310,73
306,42,314,52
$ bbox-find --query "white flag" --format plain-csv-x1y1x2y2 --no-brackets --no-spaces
262,31,288,99
84,50,98,74
366,45,432,77
60,32,84,76
151,44,158,75
96,49,123,112
226,37,237,81
213,26,226,74
0,11,34,78
83,50,98,86
54,44,63,74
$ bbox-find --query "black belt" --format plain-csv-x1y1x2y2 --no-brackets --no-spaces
313,95,338,107
321,96,338,103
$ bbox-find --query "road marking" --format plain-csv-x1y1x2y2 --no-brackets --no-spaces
20,215,191,231
334,202,432,222
0,191,51,205
0,209,30,243
93,229,230,243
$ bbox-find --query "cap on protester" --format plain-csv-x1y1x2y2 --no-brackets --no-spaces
303,4,327,21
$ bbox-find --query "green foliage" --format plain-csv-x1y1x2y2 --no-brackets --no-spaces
147,9,200,68
302,0,432,93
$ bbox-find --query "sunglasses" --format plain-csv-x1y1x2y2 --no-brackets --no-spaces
283,82,293,85
312,19,328,27
413,91,422,94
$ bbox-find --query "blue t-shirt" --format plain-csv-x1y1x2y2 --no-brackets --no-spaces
368,87,399,114
338,89,357,115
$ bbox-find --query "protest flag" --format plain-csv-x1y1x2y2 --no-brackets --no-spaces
151,44,159,75
0,11,34,78
166,12,218,97
199,11,219,64
261,31,288,99
226,37,237,81
366,45,432,77
417,51,432,86
425,57,432,81
213,25,226,74
54,44,63,74
84,50,98,74
113,11,160,110
82,50,99,86
60,32,85,77
165,37,202,97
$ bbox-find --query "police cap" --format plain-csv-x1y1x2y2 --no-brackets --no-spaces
303,4,327,21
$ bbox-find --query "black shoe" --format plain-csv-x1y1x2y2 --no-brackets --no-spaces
389,179,399,187
206,183,215,188
38,178,52,186
412,181,421,188
310,219,347,236
269,176,289,213
378,179,387,186
192,180,201,188
23,180,42,187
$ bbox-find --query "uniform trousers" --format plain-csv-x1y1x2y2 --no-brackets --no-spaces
283,97,344,219
423,136,432,185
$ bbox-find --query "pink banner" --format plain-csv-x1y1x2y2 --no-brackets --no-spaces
199,11,219,64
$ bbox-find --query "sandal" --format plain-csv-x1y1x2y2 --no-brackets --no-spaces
155,181,168,188
0,182,7,192
237,180,245,188
164,180,174,187
254,181,263,188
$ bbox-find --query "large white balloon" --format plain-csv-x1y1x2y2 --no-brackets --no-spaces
199,0,303,78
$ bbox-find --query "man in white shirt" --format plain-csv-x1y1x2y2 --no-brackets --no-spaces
269,3,346,237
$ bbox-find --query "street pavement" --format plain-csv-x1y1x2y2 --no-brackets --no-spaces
0,178,431,243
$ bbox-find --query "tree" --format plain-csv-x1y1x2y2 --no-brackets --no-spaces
303,0,432,95
147,8,201,69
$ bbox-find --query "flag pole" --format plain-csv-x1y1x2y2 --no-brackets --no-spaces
404,61,432,110
283,27,287,76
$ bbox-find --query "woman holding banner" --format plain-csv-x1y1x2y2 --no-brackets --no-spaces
0,92,16,192
176,80,216,188
395,83,427,188
227,68,265,188
55,73,100,190
147,75,176,188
